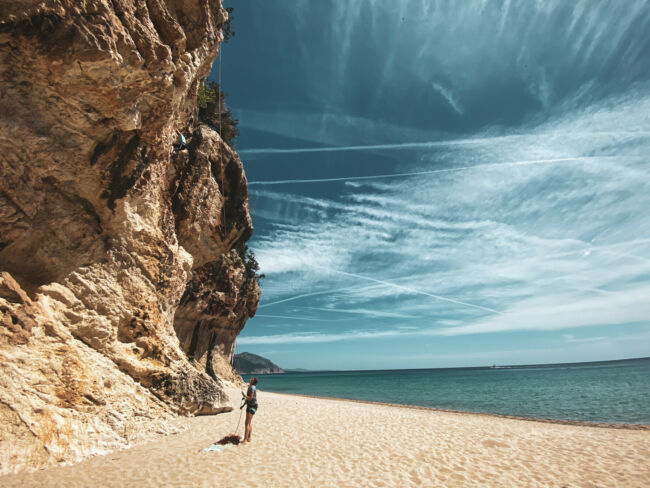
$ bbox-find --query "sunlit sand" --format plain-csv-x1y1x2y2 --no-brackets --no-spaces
2,386,648,487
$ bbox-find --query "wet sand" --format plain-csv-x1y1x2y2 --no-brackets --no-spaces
2,387,649,487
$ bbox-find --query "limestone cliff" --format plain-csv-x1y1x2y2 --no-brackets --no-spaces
0,0,259,474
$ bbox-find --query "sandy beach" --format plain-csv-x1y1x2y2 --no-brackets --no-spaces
1,387,648,488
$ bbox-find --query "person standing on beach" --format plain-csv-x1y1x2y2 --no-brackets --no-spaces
241,377,258,444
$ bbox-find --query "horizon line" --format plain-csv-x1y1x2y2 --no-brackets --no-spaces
237,355,650,375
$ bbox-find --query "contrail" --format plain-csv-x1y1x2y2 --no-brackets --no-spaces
256,267,499,314
258,287,355,308
248,156,603,186
309,264,501,314
240,135,515,156
238,131,649,157
255,314,341,322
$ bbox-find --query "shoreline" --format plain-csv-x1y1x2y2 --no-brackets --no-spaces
2,390,648,487
269,391,650,431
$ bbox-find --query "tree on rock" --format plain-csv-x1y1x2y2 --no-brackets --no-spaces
197,81,239,148
237,244,265,285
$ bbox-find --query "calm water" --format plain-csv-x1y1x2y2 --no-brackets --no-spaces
244,357,650,424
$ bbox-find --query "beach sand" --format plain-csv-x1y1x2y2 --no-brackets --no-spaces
1,387,648,487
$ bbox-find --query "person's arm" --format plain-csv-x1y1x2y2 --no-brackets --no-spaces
242,388,254,403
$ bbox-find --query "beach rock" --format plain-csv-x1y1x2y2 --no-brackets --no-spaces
0,0,258,474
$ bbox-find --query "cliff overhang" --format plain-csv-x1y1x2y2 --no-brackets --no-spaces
0,0,259,474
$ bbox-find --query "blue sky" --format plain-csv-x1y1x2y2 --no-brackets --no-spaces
212,0,650,370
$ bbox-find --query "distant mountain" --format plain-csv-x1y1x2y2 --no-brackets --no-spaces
234,352,285,374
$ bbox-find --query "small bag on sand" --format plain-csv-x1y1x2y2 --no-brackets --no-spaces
217,434,241,445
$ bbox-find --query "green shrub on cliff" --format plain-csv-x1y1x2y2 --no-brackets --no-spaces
197,81,239,148
197,82,218,108
237,244,265,285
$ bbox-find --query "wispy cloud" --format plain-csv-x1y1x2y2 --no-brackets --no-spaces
436,286,650,336
431,82,464,115
247,89,650,347
255,314,343,323
305,307,420,319
308,264,501,314
248,156,608,185
235,1,650,366
562,334,609,344
238,329,406,345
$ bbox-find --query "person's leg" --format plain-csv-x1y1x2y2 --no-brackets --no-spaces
243,412,253,442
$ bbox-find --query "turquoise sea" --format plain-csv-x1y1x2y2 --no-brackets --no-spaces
243,357,650,424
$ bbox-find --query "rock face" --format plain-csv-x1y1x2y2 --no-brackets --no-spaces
174,246,261,383
234,352,285,375
0,0,259,475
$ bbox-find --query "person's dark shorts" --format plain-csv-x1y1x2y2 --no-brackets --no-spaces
246,404,258,415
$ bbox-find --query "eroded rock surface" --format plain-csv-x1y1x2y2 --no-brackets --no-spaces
0,0,259,474
175,248,260,383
